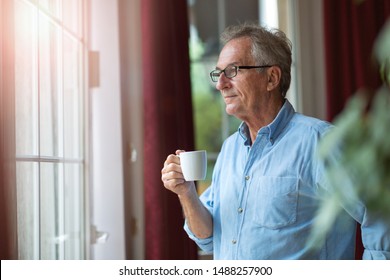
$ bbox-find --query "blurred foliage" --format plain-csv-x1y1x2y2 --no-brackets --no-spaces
309,19,390,248
192,91,223,152
374,20,390,86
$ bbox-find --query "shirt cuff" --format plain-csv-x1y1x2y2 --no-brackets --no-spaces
362,249,390,260
183,221,214,253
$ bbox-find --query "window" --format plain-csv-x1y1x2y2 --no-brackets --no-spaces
13,0,87,259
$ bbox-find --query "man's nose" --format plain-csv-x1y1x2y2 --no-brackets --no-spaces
216,73,230,91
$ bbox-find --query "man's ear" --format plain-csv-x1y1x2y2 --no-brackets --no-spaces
266,66,281,91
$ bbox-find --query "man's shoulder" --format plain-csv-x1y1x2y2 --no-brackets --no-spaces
223,130,242,145
290,113,333,135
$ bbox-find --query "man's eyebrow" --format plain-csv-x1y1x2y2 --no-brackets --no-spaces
215,62,239,70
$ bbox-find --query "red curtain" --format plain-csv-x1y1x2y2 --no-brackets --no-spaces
324,0,390,121
323,0,390,259
141,0,198,259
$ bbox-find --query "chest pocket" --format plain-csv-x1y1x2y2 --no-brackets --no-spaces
252,176,298,229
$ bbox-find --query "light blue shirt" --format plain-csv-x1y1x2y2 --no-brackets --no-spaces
184,99,390,259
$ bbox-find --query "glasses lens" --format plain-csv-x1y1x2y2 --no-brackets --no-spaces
210,70,221,82
224,65,237,78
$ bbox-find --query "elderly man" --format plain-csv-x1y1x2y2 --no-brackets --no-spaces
161,23,390,259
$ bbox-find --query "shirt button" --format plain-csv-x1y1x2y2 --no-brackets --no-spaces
245,175,250,180
232,239,237,244
238,207,243,213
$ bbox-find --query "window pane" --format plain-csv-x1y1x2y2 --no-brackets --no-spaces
64,163,84,259
16,162,39,259
39,15,63,157
40,162,63,259
39,0,61,19
14,0,39,156
63,0,83,37
63,34,83,159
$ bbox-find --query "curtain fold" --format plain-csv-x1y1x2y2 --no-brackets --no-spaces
323,0,390,259
141,0,198,259
324,0,390,121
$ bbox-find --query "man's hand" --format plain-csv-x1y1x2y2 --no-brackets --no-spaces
161,150,194,196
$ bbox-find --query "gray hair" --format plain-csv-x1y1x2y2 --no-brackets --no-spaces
220,23,292,97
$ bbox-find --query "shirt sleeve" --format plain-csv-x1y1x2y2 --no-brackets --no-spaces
340,180,390,259
183,221,213,253
183,185,215,253
361,218,390,259
316,127,390,260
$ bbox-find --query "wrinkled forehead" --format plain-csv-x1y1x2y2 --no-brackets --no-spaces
217,37,254,68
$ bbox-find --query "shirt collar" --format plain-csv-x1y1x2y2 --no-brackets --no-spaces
239,99,295,146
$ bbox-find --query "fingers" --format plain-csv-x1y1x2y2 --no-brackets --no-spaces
163,154,180,167
161,151,194,195
162,174,186,189
175,149,185,155
161,167,186,194
161,153,184,185
161,168,183,185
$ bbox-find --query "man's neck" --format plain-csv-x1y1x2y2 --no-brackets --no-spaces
246,98,285,144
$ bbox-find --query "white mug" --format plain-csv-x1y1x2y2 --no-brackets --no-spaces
179,150,207,181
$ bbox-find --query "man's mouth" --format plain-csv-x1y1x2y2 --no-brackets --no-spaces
224,95,237,101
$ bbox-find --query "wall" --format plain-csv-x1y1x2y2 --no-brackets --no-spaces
89,0,126,259
293,0,327,119
118,0,145,260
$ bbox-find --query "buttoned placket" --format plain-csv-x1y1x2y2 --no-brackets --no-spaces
231,133,269,258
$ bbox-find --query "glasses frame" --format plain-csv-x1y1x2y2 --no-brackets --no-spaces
209,65,272,82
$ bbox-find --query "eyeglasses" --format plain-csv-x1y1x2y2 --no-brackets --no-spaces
209,65,272,82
